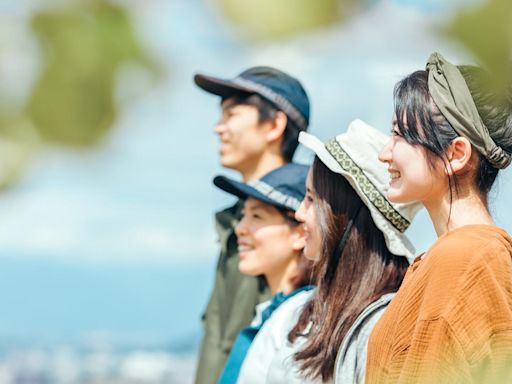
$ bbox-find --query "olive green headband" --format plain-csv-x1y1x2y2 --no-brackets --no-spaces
426,52,511,169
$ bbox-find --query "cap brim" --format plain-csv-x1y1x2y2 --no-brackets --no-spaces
298,131,417,262
213,176,292,211
194,74,255,98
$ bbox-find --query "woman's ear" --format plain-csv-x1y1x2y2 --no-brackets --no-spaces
445,137,473,175
266,111,287,143
291,223,306,252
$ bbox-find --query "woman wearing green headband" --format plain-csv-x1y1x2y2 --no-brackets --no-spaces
367,53,512,384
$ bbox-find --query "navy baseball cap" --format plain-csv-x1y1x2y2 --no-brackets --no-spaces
194,66,310,131
213,163,309,212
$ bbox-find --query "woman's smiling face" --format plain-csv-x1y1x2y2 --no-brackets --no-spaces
235,197,303,279
295,170,322,261
378,116,447,205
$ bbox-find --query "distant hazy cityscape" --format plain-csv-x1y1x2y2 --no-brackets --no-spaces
0,258,211,384
0,339,197,384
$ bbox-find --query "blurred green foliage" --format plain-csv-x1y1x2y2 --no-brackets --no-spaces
0,135,33,190
26,0,157,146
217,0,342,40
447,0,512,97
0,0,157,189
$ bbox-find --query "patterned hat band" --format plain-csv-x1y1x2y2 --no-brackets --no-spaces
232,78,308,131
324,139,410,233
247,180,302,211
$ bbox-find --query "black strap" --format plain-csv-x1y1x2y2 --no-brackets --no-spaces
325,204,362,283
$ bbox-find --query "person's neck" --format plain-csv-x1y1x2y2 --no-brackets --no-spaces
425,189,494,238
266,274,294,296
240,154,286,182
265,260,298,296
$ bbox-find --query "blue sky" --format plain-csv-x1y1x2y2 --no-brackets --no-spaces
0,0,509,344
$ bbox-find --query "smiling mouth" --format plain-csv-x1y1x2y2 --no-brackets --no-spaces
237,245,253,255
389,171,401,180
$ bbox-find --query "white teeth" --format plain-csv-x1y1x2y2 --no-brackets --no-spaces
238,245,252,253
390,171,401,179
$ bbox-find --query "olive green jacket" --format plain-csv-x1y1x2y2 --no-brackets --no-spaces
194,201,270,384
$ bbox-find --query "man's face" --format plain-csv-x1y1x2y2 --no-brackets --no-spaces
214,97,270,174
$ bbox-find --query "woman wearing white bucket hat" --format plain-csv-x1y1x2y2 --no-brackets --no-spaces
236,119,422,384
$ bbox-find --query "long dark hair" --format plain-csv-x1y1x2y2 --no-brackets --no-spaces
288,158,409,381
393,67,512,202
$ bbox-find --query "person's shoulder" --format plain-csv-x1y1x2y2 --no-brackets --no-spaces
240,289,315,381
429,224,512,266
413,226,512,312
354,294,395,348
422,225,512,320
260,289,315,342
283,289,315,310
334,296,391,384
270,289,315,326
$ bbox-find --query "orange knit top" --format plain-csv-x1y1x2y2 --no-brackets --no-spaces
366,225,512,384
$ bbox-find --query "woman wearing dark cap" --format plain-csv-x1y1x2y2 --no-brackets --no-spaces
213,163,314,384
367,53,512,384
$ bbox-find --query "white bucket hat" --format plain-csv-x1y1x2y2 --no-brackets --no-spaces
299,119,423,262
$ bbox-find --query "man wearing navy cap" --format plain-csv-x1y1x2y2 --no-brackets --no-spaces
193,66,310,384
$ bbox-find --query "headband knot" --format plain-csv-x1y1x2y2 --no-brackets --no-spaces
426,52,511,169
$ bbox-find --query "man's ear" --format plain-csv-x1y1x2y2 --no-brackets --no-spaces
266,111,287,143
445,137,473,175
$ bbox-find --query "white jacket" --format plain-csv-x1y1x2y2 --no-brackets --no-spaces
238,290,395,384
237,289,315,383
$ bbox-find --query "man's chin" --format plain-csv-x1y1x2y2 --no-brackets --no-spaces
220,157,241,171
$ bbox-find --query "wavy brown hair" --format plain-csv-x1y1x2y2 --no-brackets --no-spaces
288,158,409,381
